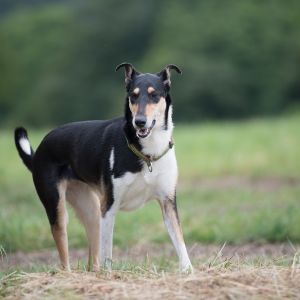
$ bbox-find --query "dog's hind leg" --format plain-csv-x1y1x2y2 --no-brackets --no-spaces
33,169,70,271
52,180,70,271
158,193,193,273
66,180,101,271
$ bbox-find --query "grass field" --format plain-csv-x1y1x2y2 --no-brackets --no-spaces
1,113,300,298
1,113,300,252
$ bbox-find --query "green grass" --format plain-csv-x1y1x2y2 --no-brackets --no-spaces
176,114,300,178
0,113,300,253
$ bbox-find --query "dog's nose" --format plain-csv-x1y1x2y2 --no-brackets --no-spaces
135,116,147,128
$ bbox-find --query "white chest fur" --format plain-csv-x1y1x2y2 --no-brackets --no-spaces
111,149,178,211
110,107,177,211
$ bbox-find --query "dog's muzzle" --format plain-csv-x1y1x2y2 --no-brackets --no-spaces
136,119,156,139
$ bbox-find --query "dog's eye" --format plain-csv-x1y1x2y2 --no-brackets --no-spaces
130,94,138,103
150,93,159,102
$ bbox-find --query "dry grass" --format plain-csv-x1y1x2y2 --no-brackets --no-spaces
1,244,300,299
1,265,300,299
2,249,300,300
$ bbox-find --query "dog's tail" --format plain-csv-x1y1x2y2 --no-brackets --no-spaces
14,127,34,172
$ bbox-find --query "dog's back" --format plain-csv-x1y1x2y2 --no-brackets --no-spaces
32,119,124,183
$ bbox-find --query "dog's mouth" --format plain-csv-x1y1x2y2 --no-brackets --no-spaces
136,120,156,139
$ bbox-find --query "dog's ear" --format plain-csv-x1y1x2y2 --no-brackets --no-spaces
116,62,139,89
157,64,182,90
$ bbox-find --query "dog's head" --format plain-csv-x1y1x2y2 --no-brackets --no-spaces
116,62,182,139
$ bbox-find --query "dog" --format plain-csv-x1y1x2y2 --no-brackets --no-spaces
14,63,193,273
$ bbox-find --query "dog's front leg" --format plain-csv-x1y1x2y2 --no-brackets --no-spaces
100,210,116,270
159,194,193,273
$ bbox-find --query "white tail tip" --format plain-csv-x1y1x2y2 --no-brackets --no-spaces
19,137,31,155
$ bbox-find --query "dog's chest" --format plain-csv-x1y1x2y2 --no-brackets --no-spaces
112,151,177,211
116,172,156,211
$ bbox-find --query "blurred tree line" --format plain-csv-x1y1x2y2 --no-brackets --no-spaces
0,0,299,126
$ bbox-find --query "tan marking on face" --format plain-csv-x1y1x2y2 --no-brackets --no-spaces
147,86,155,94
145,103,155,119
145,97,166,119
133,87,140,96
129,101,138,117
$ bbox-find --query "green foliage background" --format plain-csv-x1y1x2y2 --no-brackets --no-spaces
0,0,300,126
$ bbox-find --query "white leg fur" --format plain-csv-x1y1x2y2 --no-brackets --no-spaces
159,198,193,273
100,209,116,270
66,180,101,271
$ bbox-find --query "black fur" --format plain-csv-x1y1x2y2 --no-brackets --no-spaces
30,118,144,222
14,63,179,226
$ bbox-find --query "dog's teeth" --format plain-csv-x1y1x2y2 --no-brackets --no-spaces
136,127,152,139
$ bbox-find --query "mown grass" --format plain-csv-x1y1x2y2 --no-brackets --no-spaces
1,254,300,299
0,113,300,253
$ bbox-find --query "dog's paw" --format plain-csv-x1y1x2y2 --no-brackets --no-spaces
61,265,71,272
101,258,113,272
90,265,100,272
180,263,194,274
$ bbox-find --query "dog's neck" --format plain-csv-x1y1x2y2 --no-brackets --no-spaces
123,96,174,156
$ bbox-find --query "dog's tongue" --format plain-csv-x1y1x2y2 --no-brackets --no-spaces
139,128,147,134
